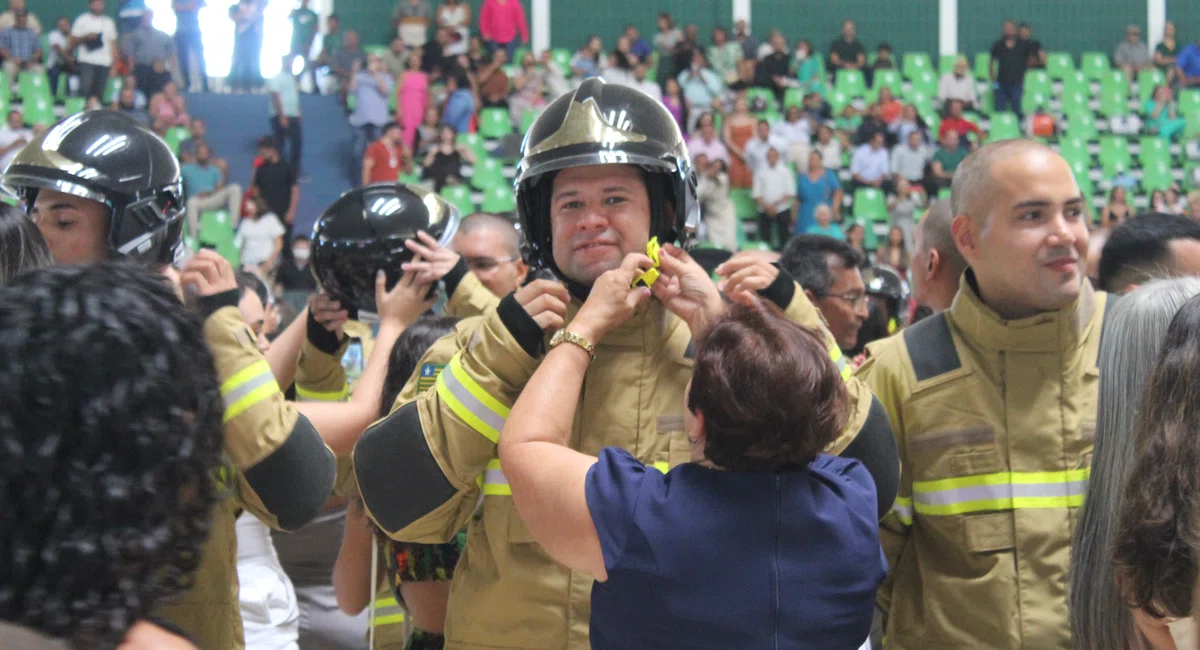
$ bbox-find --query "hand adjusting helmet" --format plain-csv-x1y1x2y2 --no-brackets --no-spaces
0,110,185,265
515,77,700,298
310,182,460,316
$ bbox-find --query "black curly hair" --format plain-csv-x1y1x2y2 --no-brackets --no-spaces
0,262,225,647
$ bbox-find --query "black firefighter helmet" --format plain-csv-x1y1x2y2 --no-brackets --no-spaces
515,77,699,297
0,110,185,266
310,182,460,315
862,264,910,328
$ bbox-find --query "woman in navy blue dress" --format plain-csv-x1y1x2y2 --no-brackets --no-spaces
498,246,887,649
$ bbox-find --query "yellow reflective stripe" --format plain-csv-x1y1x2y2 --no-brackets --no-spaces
375,597,399,607
652,461,669,473
891,496,914,526
371,596,405,627
436,353,509,443
828,343,852,381
913,468,1089,492
294,384,349,402
916,495,1085,516
220,360,280,422
911,469,1089,517
373,613,406,626
476,458,512,496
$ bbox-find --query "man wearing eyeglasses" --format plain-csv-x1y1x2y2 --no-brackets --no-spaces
779,233,870,351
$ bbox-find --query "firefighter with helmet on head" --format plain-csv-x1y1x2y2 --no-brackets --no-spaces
0,109,338,650
351,78,900,650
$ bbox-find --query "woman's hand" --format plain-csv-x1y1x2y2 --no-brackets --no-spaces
401,230,462,284
651,244,724,333
570,253,654,343
375,269,435,329
715,253,781,300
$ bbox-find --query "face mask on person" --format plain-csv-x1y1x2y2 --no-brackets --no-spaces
293,247,310,262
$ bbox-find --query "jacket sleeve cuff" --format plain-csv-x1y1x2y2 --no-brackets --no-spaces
198,289,241,320
306,307,345,355
443,256,469,298
758,264,796,310
497,293,545,358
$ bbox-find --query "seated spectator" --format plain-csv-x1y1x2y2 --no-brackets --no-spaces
792,39,822,93
149,80,189,127
743,119,788,175
727,56,757,93
0,108,30,170
1020,22,1046,69
925,129,965,196
875,224,910,277
121,73,149,108
803,90,832,123
598,51,633,86
696,156,737,251
708,26,741,85
754,32,790,102
363,121,413,186
510,51,548,123
867,42,895,87
0,8,41,80
877,87,902,124
1155,21,1178,86
845,222,868,256
540,47,569,98
937,56,977,112
330,29,366,100
235,196,286,273
629,62,661,102
828,18,865,73
249,137,299,232
570,35,602,78
1100,186,1132,229
624,24,651,61
806,203,844,239
120,11,173,96
662,78,686,134
46,16,72,99
177,116,207,162
275,234,318,295
477,48,510,108
412,105,441,156
753,146,796,249
182,142,243,239
0,0,40,33
892,129,931,186
674,23,701,74
889,105,926,150
887,177,923,247
1176,35,1200,88
611,35,638,74
1114,25,1152,83
854,103,887,146
773,105,813,165
796,150,842,234
113,85,150,126
814,124,843,170
850,132,892,194
465,34,489,71
1144,84,1187,141
421,26,453,74
438,0,471,56
441,69,475,133
421,123,474,191
677,50,723,128
752,28,780,61
937,99,981,148
380,35,407,77
688,112,730,166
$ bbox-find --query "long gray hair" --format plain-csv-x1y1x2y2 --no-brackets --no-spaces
1069,277,1200,649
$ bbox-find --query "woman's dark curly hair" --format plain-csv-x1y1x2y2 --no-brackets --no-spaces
1112,293,1200,619
687,298,849,472
379,316,460,418
0,203,51,285
0,262,225,647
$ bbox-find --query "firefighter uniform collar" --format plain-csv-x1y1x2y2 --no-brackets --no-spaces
948,270,1098,353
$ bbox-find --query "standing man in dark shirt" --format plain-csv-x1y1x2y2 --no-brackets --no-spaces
672,24,700,77
249,136,300,236
421,27,452,74
172,0,206,92
755,32,790,103
1019,22,1046,70
990,20,1028,121
829,19,865,79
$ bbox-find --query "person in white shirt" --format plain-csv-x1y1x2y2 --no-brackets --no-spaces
695,154,738,251
69,0,118,102
630,62,661,102
235,196,287,272
0,108,32,170
0,0,41,33
772,105,814,166
937,56,977,112
890,129,931,186
686,111,729,165
850,131,893,194
743,119,789,175
46,16,71,98
814,124,843,171
753,146,797,249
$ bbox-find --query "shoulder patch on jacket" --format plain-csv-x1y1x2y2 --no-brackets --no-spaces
417,363,446,393
902,312,961,382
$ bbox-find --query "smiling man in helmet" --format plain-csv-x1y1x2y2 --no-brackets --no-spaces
0,110,337,650
352,79,899,650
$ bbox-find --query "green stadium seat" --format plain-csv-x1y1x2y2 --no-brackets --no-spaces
1101,69,1128,88
345,93,356,112
986,112,1021,142
457,132,488,160
1045,52,1074,79
439,184,475,216
398,170,422,185
513,46,531,65
783,88,805,109
853,187,888,223
1061,70,1089,96
1022,88,1050,115
1071,161,1095,198
480,185,516,213
469,157,506,190
197,211,240,267
1141,158,1174,192
921,111,940,136
22,95,54,126
1057,136,1090,167
873,69,902,94
937,187,952,201
1179,90,1200,114
939,54,958,76
1059,88,1089,116
1065,112,1096,140
973,53,991,80
1139,136,1171,165
908,69,937,96
745,87,777,110
835,69,867,97
1025,69,1051,95
63,96,86,115
1098,82,1130,117
756,110,783,125
102,76,121,104
858,219,879,251
1080,51,1111,80
1185,111,1200,138
827,88,850,115
17,70,51,100
363,45,388,57
1139,68,1166,104
730,189,757,221
478,107,514,138
906,88,934,115
902,52,932,80
519,108,539,133
550,48,572,77
1099,136,1132,176
0,71,11,102
163,126,189,154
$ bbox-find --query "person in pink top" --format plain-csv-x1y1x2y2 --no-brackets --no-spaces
397,50,429,149
479,0,528,61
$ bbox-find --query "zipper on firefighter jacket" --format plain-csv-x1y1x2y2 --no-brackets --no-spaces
773,473,782,650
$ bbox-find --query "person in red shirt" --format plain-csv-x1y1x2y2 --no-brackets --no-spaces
362,121,412,185
479,0,528,62
937,100,983,150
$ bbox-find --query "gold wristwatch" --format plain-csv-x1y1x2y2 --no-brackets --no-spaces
549,329,596,362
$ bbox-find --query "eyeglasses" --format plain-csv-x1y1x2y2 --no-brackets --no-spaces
465,256,519,272
821,290,869,309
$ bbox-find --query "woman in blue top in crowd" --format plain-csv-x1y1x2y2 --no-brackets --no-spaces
498,247,887,649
